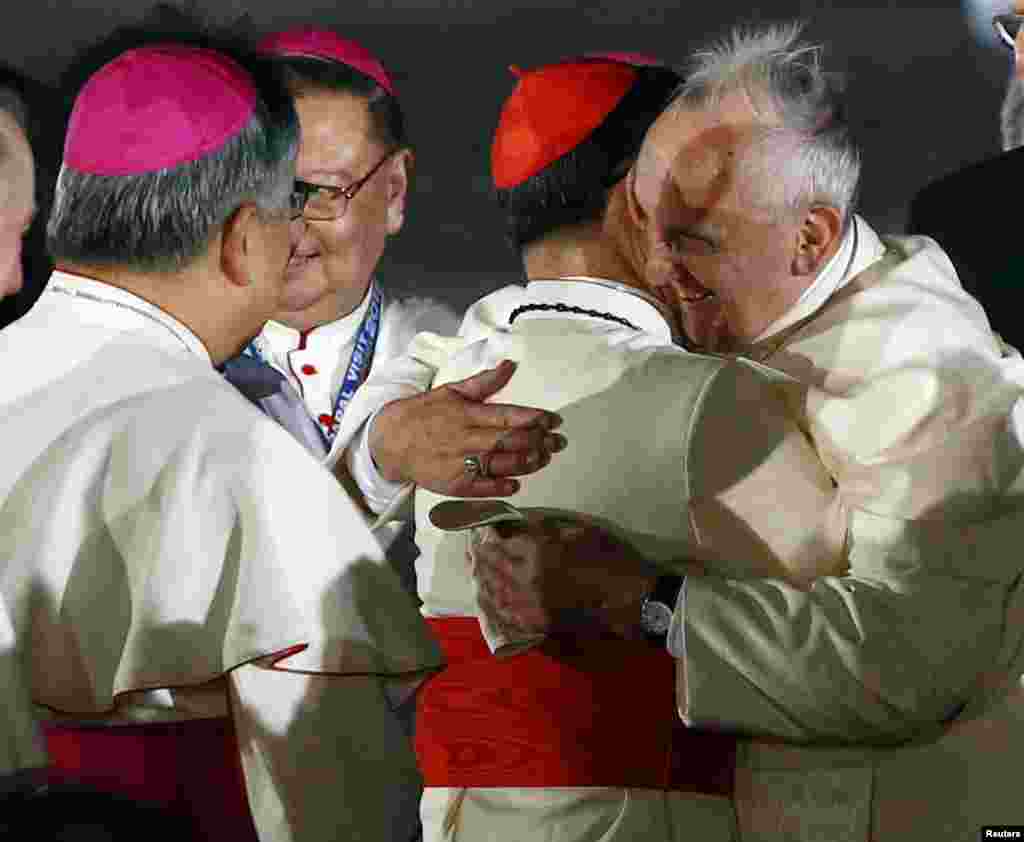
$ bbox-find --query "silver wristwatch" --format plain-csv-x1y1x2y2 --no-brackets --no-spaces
639,575,684,641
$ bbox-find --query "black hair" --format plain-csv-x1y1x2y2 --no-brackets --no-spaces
275,56,408,149
495,64,682,253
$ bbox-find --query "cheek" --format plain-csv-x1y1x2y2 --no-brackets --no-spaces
0,236,23,295
320,212,388,266
273,227,292,268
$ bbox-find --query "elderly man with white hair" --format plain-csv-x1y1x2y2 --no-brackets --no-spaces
0,43,441,842
470,23,1024,841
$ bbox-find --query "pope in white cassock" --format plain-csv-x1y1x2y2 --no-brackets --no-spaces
339,29,1024,842
0,44,442,842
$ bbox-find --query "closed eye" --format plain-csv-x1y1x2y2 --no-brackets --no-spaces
665,230,717,255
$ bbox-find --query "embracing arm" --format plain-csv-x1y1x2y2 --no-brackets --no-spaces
470,362,1024,743
335,339,566,514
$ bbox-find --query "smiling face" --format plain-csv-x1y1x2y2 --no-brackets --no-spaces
275,88,410,330
630,93,837,351
0,113,35,301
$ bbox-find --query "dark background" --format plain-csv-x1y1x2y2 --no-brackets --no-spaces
0,0,1012,321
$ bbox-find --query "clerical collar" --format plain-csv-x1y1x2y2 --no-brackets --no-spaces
45,271,211,362
753,214,887,344
515,277,679,343
260,282,373,355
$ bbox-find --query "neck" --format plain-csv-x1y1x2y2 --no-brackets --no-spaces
522,223,645,292
57,262,258,366
273,280,371,333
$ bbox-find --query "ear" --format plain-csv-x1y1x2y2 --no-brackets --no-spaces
384,148,413,235
602,178,648,286
220,203,259,288
792,204,843,277
616,167,654,275
623,165,648,230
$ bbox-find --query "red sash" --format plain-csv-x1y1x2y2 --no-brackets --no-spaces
42,716,258,841
416,616,736,793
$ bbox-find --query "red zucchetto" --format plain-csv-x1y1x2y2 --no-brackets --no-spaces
491,58,640,190
582,51,665,67
63,45,257,177
257,27,396,96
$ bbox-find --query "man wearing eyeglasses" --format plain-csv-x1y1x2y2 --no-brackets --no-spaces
218,29,563,842
223,28,563,581
907,8,1024,350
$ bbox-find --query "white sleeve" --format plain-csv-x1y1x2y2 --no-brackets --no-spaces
668,360,1024,742
345,406,411,515
325,352,438,471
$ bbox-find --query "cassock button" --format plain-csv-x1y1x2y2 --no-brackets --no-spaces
301,364,317,376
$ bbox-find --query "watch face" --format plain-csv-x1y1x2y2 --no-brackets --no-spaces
640,599,673,637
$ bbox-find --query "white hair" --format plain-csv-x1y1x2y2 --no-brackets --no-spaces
672,22,861,223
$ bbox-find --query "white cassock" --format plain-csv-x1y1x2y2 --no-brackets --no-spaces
0,271,444,842
336,216,1024,841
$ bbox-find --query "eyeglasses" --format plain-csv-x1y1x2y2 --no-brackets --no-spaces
994,13,1024,49
290,149,397,221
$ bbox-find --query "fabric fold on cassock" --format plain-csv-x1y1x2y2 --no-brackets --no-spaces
1,332,442,716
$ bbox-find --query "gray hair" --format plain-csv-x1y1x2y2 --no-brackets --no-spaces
672,22,861,223
47,66,298,273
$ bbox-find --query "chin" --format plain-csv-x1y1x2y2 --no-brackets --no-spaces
278,268,330,315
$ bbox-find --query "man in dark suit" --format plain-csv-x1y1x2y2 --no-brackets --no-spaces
907,8,1024,350
908,148,1024,350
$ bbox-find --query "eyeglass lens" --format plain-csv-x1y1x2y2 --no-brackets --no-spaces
995,14,1024,47
302,190,348,221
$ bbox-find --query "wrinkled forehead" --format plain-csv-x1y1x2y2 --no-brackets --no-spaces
634,103,762,220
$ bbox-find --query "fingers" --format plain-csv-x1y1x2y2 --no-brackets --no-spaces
443,361,563,432
444,476,521,498
489,427,567,456
462,399,562,433
474,543,547,633
447,360,518,402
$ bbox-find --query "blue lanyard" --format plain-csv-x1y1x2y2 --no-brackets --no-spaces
244,283,383,446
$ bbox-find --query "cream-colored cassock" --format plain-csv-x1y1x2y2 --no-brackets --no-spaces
0,271,444,842
338,216,1024,841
